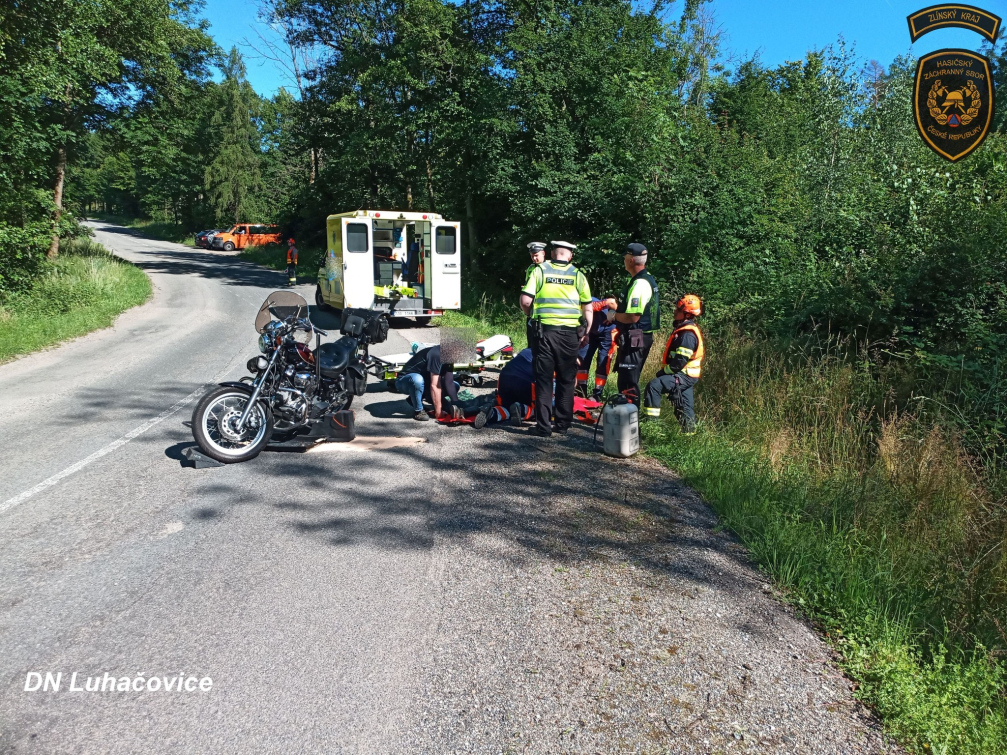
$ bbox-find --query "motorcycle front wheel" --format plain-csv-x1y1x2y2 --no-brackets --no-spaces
191,386,274,463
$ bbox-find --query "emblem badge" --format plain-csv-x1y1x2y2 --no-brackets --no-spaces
913,49,994,162
907,4,1001,43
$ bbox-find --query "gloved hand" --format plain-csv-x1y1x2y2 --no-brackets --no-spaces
605,309,616,324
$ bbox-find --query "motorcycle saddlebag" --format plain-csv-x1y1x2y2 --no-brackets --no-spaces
347,364,368,396
327,409,355,442
366,314,390,344
341,308,389,344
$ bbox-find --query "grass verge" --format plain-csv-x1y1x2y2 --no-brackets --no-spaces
239,244,290,271
434,291,529,348
0,238,152,363
641,328,1007,754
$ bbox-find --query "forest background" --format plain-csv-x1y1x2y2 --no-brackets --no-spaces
4,0,1007,750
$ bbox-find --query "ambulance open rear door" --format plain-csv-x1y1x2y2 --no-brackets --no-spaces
341,217,373,309
429,220,461,310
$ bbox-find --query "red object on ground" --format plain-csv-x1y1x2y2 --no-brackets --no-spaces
573,396,602,423
435,397,601,427
436,414,475,426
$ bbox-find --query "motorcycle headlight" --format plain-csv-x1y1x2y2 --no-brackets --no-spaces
246,356,270,373
258,334,270,353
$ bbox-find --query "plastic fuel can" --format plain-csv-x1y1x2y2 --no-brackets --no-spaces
603,400,639,457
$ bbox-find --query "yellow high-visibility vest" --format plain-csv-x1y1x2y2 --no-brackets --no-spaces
530,261,589,327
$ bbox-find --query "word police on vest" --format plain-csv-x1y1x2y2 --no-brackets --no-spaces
24,671,213,693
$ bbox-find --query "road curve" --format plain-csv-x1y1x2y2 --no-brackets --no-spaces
0,224,899,753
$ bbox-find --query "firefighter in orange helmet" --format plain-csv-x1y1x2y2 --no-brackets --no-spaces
286,238,298,286
643,295,704,433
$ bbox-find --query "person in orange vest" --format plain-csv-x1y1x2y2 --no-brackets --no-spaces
286,238,298,286
643,295,704,433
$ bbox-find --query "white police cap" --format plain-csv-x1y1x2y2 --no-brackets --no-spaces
550,240,577,252
527,241,546,252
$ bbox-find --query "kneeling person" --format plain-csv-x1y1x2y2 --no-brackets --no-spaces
474,348,535,429
644,295,704,433
395,344,463,421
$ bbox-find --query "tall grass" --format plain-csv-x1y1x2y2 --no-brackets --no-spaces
643,327,1007,753
0,238,152,362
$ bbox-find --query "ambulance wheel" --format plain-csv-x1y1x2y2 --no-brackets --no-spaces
414,315,432,327
315,285,331,311
314,286,341,319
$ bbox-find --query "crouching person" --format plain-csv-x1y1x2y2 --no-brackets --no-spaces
643,295,704,433
395,343,464,422
473,347,535,429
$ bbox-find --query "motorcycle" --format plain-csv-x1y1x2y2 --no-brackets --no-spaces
191,290,388,463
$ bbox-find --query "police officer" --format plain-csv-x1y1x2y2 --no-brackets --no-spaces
643,295,704,432
520,241,593,437
524,242,547,347
525,241,546,283
611,242,660,405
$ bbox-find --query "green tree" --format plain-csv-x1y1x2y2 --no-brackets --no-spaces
204,49,264,224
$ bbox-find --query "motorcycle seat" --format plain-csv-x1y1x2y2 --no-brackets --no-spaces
317,336,357,377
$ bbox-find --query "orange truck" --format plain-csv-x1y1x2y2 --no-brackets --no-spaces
211,224,282,251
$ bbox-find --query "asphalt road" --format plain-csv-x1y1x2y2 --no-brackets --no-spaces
0,224,899,754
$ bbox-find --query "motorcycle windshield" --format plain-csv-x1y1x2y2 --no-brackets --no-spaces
255,290,308,333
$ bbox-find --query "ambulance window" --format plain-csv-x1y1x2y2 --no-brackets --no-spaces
346,223,368,252
435,227,456,255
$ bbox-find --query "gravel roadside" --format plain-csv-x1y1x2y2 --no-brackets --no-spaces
393,422,901,754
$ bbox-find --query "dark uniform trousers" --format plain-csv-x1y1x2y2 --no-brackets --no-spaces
616,331,654,406
533,325,580,433
645,372,698,431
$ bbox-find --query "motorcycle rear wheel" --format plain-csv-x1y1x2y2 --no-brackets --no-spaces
192,386,274,463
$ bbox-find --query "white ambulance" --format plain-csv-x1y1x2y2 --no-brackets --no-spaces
315,210,461,322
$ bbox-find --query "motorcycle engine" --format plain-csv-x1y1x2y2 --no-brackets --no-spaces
293,371,316,390
274,387,308,422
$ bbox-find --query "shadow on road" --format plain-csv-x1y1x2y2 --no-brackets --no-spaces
164,413,757,609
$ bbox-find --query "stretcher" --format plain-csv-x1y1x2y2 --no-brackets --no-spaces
370,334,515,388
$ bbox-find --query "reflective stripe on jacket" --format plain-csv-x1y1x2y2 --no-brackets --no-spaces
662,323,704,379
531,261,587,327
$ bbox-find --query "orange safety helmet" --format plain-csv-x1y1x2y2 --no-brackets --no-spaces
675,294,703,318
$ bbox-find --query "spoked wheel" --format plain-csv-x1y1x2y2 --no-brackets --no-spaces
191,387,274,463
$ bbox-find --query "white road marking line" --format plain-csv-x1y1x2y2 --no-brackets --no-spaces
0,317,259,516
0,384,208,515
